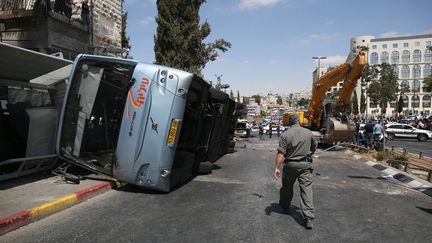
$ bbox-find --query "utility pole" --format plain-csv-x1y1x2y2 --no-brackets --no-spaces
312,56,327,78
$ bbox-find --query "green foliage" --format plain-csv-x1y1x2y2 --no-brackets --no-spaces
423,74,432,93
154,0,231,76
375,151,393,161
260,110,268,117
352,90,359,115
277,96,283,105
251,95,261,105
360,90,366,114
367,63,399,115
375,151,408,170
387,154,408,170
297,98,309,107
237,90,240,102
121,1,131,49
230,90,234,99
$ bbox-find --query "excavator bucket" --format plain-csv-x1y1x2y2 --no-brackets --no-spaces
324,117,355,144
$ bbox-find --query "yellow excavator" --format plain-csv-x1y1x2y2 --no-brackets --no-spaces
307,50,366,144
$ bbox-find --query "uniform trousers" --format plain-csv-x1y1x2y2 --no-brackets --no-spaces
279,161,315,219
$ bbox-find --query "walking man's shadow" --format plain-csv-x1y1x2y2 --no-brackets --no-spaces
265,203,304,226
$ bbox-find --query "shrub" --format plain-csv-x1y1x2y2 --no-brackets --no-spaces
375,151,393,161
387,154,408,170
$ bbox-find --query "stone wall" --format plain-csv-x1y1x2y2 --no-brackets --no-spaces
71,0,122,56
92,0,122,56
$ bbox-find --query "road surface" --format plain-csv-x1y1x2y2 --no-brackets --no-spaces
2,137,431,242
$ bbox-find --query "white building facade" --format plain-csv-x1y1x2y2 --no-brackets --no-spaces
351,34,432,116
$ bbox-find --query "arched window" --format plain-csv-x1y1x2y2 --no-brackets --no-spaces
423,95,431,108
413,64,421,79
380,51,389,63
392,65,399,77
371,52,378,65
401,65,410,79
402,95,409,108
412,95,419,108
413,80,420,93
424,64,431,78
401,80,410,93
391,51,399,64
402,50,410,63
425,49,432,62
413,49,421,62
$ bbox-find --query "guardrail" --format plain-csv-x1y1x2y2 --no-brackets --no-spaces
340,142,432,182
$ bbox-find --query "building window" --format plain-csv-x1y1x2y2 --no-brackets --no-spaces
427,41,431,46
413,80,420,93
424,64,431,78
423,95,431,108
401,80,410,92
370,52,379,64
413,49,421,62
414,42,420,47
402,95,409,108
403,43,409,48
392,65,399,77
380,51,389,63
401,65,410,79
382,44,387,49
391,51,399,64
413,64,421,79
402,50,410,63
393,43,398,48
372,45,377,49
412,95,420,108
425,49,432,62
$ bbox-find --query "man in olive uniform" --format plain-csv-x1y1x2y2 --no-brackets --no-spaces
274,114,316,229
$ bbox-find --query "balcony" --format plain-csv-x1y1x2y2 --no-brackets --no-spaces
0,0,91,60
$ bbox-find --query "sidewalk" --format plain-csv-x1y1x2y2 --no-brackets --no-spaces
0,168,120,235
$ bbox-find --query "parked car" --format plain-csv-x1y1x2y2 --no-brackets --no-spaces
234,122,250,138
263,124,285,135
386,124,432,141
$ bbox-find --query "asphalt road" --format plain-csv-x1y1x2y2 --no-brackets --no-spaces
386,138,432,158
2,137,432,242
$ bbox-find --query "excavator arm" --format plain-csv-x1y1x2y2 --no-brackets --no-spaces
307,51,366,144
308,51,366,126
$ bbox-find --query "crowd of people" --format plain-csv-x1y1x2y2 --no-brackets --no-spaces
352,113,432,149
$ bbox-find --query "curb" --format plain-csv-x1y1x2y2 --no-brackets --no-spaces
0,180,122,236
351,154,432,198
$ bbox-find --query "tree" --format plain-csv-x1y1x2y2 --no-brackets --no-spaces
237,90,240,103
121,11,131,49
352,90,359,115
230,90,234,99
367,63,399,117
360,64,378,115
251,95,261,105
154,0,231,76
297,98,309,107
396,81,410,114
277,96,283,105
423,74,432,93
360,91,366,114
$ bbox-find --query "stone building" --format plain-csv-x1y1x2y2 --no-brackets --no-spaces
0,0,123,60
351,34,432,116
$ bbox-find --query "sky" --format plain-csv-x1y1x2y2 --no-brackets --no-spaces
123,0,432,96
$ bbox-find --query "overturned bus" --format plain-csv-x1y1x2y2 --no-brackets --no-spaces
57,55,238,192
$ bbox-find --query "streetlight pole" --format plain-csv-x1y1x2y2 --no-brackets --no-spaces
312,56,327,78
